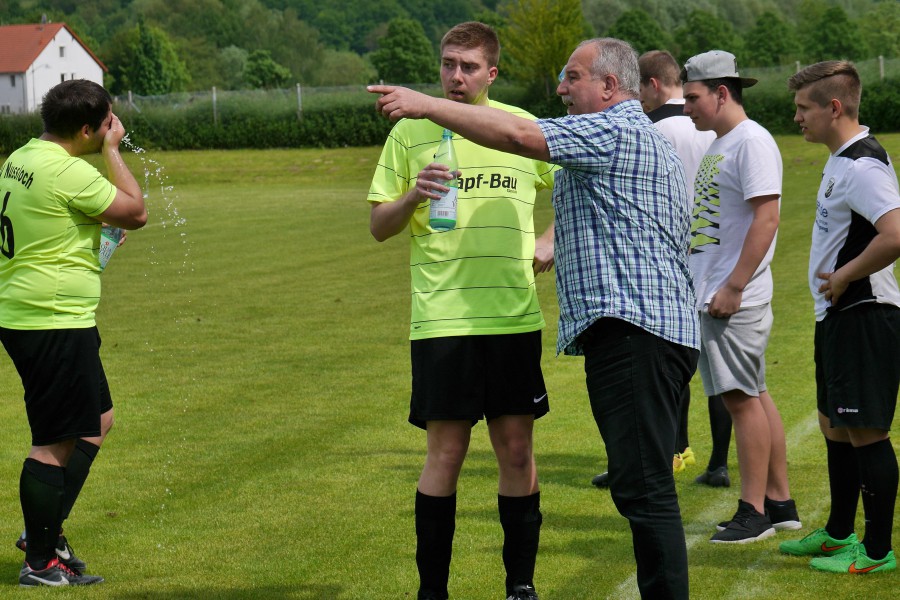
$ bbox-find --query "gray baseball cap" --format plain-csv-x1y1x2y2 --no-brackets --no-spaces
680,50,757,88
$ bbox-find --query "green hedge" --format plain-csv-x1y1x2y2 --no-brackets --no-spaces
1,79,897,153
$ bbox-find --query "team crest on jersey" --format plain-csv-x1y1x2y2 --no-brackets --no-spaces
824,177,835,198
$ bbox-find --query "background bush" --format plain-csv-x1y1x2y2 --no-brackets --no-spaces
1,79,897,153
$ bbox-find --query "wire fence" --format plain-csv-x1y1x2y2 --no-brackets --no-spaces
112,56,899,121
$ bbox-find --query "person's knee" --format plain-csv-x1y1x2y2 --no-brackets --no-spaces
499,436,533,472
429,439,468,472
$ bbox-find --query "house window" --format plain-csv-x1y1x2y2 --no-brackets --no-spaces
60,74,65,83
59,46,65,58
10,75,15,87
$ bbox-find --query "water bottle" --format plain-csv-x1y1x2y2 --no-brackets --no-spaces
98,224,124,271
429,129,458,232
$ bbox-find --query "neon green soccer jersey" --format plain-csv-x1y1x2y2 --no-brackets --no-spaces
368,100,557,340
0,138,117,329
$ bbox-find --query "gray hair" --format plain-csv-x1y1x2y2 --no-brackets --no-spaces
577,38,640,97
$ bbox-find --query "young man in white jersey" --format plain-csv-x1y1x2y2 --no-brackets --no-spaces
779,60,900,574
367,22,555,600
682,50,801,543
0,80,146,586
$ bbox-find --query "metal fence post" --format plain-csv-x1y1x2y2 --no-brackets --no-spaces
296,83,302,120
213,86,218,126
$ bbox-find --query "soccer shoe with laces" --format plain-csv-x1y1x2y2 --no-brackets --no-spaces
15,530,87,574
673,454,685,473
19,557,104,587
717,497,802,532
810,543,896,574
710,500,775,543
779,527,858,557
506,583,539,599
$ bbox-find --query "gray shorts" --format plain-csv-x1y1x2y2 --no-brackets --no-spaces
697,303,772,397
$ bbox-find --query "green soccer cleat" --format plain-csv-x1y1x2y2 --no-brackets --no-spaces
810,544,896,574
780,528,858,557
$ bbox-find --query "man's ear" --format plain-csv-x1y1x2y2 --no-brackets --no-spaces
487,65,498,86
602,74,619,101
830,98,843,119
716,84,729,105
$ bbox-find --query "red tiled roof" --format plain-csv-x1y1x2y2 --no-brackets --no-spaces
0,22,107,73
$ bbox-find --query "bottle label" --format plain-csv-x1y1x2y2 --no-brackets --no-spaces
99,226,123,271
432,187,458,212
429,187,457,231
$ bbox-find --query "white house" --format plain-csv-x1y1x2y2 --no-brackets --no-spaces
0,22,107,115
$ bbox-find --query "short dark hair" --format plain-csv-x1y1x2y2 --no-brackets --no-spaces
788,60,861,119
40,80,112,139
440,22,500,68
638,50,680,87
694,77,744,105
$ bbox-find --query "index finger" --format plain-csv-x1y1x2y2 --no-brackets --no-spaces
367,85,396,95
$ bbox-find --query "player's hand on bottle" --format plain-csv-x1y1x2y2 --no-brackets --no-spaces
415,163,458,200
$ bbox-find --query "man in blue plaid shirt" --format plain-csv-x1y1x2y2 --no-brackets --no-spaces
371,37,699,600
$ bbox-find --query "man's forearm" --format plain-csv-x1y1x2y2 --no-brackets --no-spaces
103,146,142,201
370,191,420,242
370,85,552,162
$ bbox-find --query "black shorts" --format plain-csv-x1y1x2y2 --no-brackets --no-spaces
409,330,549,429
815,303,900,430
0,327,112,445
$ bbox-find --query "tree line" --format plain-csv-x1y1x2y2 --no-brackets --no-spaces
0,0,896,97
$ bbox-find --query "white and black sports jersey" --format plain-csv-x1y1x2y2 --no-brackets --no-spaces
646,99,715,210
809,128,900,321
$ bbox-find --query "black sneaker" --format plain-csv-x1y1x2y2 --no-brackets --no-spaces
694,466,730,487
710,499,776,543
591,472,610,488
19,558,104,587
764,496,802,531
507,583,539,600
15,530,87,574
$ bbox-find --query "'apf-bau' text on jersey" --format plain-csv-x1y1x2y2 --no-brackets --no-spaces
690,119,782,311
809,128,900,321
367,100,557,340
0,138,116,329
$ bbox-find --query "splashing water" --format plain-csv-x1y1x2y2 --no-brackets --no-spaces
120,134,194,518
122,134,192,277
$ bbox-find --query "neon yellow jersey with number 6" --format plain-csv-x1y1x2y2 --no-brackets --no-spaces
0,138,116,329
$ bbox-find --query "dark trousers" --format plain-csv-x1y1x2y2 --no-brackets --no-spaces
580,319,698,600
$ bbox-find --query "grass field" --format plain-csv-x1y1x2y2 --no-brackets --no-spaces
0,134,898,599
